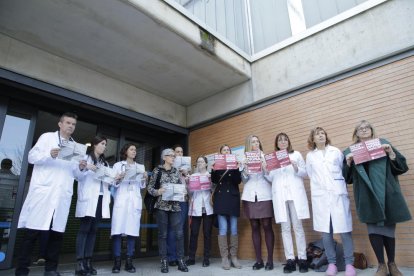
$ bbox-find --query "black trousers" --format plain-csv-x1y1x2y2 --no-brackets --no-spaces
76,195,103,259
15,228,63,275
188,213,213,260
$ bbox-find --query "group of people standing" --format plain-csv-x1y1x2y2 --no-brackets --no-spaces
13,112,410,276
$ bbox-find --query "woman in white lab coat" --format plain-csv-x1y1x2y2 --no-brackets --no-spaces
241,135,274,271
267,133,309,273
75,135,111,276
186,156,213,267
111,143,147,273
305,127,356,276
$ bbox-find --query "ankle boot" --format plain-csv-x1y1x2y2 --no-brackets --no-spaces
160,259,168,273
229,235,242,268
125,256,136,273
112,257,121,273
218,235,230,270
177,259,189,272
375,263,388,276
75,259,90,276
84,258,97,275
388,262,403,276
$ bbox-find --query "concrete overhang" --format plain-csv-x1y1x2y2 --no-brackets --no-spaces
0,0,251,107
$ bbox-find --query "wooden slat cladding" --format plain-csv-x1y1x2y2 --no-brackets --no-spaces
189,56,414,266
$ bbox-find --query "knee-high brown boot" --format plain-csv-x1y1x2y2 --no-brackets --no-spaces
229,235,242,269
218,235,230,270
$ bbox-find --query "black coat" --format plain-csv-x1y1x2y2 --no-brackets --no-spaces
211,169,241,217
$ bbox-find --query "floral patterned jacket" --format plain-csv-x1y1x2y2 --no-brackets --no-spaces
147,165,183,212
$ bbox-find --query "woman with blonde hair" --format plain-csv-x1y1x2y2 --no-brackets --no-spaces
343,120,411,276
241,135,274,270
306,127,356,276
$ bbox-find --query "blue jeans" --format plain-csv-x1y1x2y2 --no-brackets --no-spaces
157,209,184,260
218,215,238,236
167,201,188,261
112,235,136,257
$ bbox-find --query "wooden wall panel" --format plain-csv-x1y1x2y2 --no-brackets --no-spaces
189,56,414,267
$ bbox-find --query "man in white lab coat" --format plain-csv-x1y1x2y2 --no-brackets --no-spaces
15,112,87,276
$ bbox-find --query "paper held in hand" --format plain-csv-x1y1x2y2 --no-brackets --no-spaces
124,164,145,180
213,154,237,170
245,151,262,174
173,156,191,172
265,149,291,171
57,141,87,162
94,166,117,183
189,175,211,191
161,183,187,202
349,138,386,165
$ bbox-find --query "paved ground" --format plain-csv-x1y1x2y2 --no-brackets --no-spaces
2,257,414,276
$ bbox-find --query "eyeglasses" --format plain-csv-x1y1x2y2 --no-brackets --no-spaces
165,154,176,158
358,126,371,132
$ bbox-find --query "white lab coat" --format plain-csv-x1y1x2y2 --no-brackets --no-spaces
306,145,352,233
111,161,145,237
266,151,310,224
18,131,83,232
75,155,111,219
241,152,272,202
188,172,213,216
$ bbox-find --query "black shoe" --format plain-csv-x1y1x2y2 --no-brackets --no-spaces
112,257,121,273
125,256,136,273
283,259,296,273
75,259,91,276
44,271,61,276
161,259,169,273
202,259,210,267
265,262,274,270
84,258,97,275
169,260,178,266
252,261,264,270
177,259,189,272
298,260,308,273
185,259,195,266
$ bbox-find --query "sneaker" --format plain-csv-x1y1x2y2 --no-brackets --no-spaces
283,259,296,273
326,263,338,276
345,264,356,276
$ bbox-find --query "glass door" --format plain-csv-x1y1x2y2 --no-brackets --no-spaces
0,103,36,269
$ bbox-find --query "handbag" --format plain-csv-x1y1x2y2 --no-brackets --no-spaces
353,252,368,269
144,169,162,214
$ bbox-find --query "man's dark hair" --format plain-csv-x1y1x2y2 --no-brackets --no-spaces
60,112,78,122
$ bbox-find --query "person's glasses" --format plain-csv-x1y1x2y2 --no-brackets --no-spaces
358,126,371,132
165,154,176,158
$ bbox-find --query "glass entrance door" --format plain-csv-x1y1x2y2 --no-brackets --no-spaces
0,107,35,269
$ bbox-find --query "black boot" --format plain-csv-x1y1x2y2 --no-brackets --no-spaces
112,257,121,273
75,259,90,276
84,258,97,275
124,256,136,273
177,259,188,272
161,259,168,273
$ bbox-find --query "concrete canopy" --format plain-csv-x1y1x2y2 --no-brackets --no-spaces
0,0,251,107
